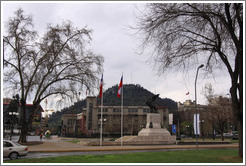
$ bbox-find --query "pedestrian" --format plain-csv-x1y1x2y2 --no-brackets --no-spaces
45,130,51,139
40,133,43,140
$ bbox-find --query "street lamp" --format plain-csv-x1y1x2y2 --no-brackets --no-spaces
195,64,204,150
185,125,190,139
8,112,19,141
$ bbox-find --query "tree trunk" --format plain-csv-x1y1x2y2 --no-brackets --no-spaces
238,118,243,157
18,100,28,143
220,127,224,141
230,79,243,157
18,100,40,143
238,48,243,158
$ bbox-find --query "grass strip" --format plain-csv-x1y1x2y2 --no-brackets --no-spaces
4,149,242,163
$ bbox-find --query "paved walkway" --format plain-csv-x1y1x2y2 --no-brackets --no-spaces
28,140,239,153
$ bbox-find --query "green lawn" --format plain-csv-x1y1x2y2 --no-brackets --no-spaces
180,138,238,143
65,140,80,144
4,149,242,163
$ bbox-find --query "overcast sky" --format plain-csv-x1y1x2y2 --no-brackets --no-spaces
2,2,232,111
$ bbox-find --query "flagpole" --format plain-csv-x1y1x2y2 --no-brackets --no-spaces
99,74,103,146
100,92,103,146
121,74,123,146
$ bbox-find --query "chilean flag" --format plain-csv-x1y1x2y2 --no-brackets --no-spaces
117,75,123,98
99,74,103,98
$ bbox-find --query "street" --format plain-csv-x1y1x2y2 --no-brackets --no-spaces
6,135,61,142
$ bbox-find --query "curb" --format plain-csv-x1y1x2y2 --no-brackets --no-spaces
29,144,239,153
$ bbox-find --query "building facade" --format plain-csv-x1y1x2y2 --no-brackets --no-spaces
61,96,170,137
177,100,207,112
173,100,207,136
83,96,169,136
3,98,44,135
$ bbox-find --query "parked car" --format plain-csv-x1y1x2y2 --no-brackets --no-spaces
223,133,233,138
181,134,188,138
3,140,28,160
215,133,234,139
28,131,36,136
232,131,239,140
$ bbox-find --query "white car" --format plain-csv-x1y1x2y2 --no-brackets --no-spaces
3,140,28,160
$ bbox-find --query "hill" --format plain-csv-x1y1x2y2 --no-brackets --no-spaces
103,84,177,110
48,84,177,127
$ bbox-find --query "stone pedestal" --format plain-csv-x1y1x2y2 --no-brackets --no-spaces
138,113,171,136
115,113,176,145
146,113,162,128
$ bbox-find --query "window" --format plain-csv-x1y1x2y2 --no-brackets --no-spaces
128,108,138,112
98,108,108,112
113,108,121,112
88,103,93,130
143,108,150,113
68,119,76,126
163,116,167,121
3,141,13,147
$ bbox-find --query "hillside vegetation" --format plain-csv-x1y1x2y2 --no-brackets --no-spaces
48,84,177,127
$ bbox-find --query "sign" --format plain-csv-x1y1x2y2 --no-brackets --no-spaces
172,124,176,134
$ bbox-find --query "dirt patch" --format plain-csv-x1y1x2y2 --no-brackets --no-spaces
19,141,44,146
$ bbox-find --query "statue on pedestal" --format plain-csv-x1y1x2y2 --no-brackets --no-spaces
146,94,159,113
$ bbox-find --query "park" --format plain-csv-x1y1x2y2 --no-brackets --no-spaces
2,2,244,164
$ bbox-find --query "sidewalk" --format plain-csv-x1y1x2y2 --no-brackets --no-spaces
28,140,239,153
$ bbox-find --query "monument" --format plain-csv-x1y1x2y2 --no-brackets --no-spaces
146,94,159,113
115,94,176,145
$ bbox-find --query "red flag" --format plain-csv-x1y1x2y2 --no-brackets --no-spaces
186,92,189,95
99,74,103,98
117,75,123,98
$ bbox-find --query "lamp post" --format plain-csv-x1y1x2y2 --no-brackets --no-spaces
8,112,19,141
195,64,204,150
9,112,14,141
185,125,190,139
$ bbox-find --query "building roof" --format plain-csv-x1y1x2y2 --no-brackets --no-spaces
3,103,44,112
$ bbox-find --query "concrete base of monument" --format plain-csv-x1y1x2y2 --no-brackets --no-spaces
119,136,177,145
113,113,176,145
117,130,176,145
138,128,171,136
87,113,176,146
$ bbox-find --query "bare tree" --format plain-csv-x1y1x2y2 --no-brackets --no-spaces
202,83,215,104
201,83,216,139
135,3,243,157
3,8,104,143
209,96,234,141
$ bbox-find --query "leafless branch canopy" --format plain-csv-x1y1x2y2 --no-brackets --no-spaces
3,8,104,104
135,3,242,75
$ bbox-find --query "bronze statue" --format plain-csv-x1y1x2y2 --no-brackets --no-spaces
146,94,159,113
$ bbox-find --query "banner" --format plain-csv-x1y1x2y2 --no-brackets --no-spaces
169,113,173,125
172,124,176,134
194,114,200,135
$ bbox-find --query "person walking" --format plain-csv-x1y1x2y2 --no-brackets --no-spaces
40,133,43,140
